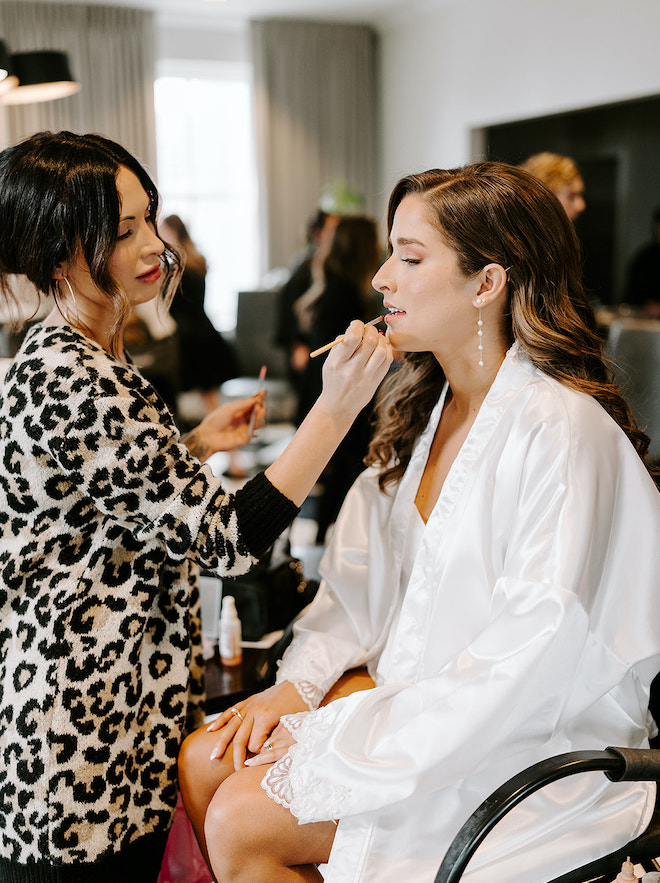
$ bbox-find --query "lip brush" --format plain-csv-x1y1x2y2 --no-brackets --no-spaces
309,314,385,359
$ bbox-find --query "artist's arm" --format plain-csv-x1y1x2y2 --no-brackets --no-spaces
265,320,391,506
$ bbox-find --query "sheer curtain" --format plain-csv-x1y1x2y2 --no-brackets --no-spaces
250,19,379,273
0,2,157,174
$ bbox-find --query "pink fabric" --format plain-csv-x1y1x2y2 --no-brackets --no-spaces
158,795,214,883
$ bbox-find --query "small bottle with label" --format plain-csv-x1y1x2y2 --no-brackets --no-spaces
219,595,242,666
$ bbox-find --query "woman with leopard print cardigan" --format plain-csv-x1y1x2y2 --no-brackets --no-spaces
0,131,393,883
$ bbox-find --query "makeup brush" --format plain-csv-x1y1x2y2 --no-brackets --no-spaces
247,364,267,436
309,314,385,359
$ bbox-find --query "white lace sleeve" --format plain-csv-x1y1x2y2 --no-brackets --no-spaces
274,638,346,710
260,708,351,823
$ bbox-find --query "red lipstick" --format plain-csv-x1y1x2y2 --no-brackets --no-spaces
138,266,162,283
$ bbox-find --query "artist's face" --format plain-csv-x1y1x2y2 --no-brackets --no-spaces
555,176,586,222
372,194,478,361
107,166,165,305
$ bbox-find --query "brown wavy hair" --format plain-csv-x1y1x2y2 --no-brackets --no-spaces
367,163,650,490
520,152,582,192
162,214,207,277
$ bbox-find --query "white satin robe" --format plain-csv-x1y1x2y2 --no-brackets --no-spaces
267,344,660,882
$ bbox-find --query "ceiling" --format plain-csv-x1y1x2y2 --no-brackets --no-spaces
20,0,419,28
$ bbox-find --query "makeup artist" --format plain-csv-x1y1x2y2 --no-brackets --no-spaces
0,130,393,883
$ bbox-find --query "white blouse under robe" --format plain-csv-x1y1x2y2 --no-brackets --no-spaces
266,344,660,882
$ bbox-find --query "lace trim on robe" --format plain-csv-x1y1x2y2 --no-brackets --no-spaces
260,709,351,823
274,638,344,710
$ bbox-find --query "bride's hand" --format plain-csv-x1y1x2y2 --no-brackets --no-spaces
243,721,294,766
207,681,307,770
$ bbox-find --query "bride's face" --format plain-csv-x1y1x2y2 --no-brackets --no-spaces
372,194,479,360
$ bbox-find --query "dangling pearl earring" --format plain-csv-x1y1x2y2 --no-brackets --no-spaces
475,297,484,367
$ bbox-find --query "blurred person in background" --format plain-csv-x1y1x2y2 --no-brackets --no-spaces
161,214,244,475
161,214,239,416
274,209,339,399
294,215,383,542
521,151,586,222
623,204,660,318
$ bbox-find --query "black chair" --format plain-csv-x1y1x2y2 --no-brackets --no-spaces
221,290,297,424
435,747,660,883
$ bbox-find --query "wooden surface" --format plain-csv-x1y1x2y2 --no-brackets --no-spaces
204,644,270,715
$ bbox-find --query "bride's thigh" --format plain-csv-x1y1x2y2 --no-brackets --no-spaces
321,666,375,706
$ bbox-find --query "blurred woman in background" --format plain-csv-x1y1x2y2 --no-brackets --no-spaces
294,215,383,541
161,214,239,416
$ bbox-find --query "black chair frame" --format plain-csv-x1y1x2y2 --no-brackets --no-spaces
435,747,660,883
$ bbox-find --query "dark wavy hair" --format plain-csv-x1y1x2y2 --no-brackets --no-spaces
0,130,182,357
367,162,650,490
324,215,380,292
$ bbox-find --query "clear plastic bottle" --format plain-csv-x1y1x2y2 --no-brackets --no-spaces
219,595,242,666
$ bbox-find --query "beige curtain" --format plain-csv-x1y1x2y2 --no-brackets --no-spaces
250,19,379,272
0,2,157,175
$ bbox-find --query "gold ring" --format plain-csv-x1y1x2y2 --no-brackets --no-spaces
263,738,274,751
230,707,244,722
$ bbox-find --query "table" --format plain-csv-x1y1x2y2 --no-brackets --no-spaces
204,644,271,716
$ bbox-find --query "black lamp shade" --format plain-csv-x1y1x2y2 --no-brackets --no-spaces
0,40,11,79
4,50,80,104
0,40,18,94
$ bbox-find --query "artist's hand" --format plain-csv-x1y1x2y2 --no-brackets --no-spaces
181,393,265,460
319,319,392,421
206,681,308,770
243,721,294,767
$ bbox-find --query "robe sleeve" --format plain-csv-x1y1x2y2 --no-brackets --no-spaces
275,468,400,708
263,404,660,823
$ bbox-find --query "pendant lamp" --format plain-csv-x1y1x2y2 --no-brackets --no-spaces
3,50,80,105
0,40,18,95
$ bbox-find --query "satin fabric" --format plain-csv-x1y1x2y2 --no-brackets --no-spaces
269,344,660,882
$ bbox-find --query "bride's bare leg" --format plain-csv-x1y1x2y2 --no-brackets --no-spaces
320,666,374,705
178,726,235,865
180,669,375,875
205,765,336,882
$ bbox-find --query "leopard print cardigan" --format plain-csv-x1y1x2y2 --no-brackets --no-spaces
0,323,298,872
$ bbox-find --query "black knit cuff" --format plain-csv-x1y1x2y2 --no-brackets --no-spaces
234,471,300,558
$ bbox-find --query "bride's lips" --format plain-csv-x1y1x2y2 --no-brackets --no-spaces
384,308,405,324
138,266,162,283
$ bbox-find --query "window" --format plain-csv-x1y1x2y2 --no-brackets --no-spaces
154,61,259,331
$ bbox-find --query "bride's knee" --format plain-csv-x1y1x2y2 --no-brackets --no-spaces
204,774,257,872
178,725,220,794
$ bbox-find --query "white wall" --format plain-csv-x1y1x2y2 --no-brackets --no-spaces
157,16,249,66
158,0,660,235
378,0,660,203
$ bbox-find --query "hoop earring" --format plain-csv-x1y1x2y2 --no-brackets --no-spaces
475,297,484,367
57,276,80,327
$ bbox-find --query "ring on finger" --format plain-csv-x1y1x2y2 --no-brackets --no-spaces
263,738,274,751
230,707,244,722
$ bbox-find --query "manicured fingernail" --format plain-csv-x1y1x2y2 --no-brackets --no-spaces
209,748,219,760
